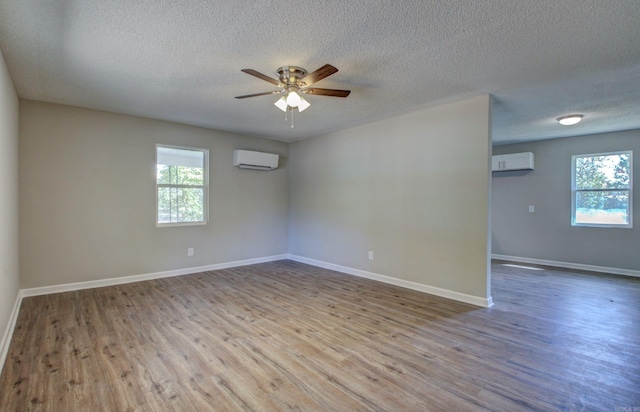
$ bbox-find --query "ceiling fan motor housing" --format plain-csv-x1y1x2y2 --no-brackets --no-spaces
277,66,308,86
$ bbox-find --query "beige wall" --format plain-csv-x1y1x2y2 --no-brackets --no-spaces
0,51,20,347
288,95,493,300
19,101,289,288
19,95,492,299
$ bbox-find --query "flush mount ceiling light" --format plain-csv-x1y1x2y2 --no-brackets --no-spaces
235,64,350,128
557,114,584,126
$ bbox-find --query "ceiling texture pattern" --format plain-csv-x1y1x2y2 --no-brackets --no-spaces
0,0,638,144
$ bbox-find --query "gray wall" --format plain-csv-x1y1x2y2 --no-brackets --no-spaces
289,95,492,301
19,101,289,288
492,129,640,271
0,51,19,348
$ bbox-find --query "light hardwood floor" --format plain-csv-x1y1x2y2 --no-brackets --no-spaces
1,260,639,411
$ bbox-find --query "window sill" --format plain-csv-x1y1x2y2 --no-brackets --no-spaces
156,221,207,228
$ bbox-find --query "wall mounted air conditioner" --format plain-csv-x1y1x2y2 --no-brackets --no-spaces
233,150,279,171
492,152,535,172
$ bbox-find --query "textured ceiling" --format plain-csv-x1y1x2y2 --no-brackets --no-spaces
0,0,639,144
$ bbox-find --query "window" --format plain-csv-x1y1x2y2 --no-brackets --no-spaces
156,145,208,226
571,151,632,228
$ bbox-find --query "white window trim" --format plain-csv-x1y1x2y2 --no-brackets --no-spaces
155,144,209,228
571,150,633,229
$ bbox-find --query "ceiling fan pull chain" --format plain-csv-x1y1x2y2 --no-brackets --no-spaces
291,107,295,128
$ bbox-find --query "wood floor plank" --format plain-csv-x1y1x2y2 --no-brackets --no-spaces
1,259,639,411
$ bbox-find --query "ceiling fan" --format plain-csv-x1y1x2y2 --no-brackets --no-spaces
235,64,351,116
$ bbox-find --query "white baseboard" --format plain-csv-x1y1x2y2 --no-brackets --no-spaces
0,291,23,374
491,254,640,278
20,254,289,298
287,254,493,308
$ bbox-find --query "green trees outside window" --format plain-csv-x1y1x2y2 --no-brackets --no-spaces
156,146,208,226
572,151,632,227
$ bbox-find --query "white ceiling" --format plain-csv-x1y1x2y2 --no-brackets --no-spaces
0,0,639,145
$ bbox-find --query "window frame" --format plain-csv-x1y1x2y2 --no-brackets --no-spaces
571,150,633,229
155,144,209,228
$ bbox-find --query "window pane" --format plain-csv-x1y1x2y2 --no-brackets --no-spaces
157,165,204,185
157,165,172,184
157,187,174,223
175,166,204,185
575,153,630,190
575,190,629,225
157,187,204,223
176,188,204,222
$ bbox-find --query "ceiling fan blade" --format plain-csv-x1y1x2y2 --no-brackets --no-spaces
241,69,282,86
300,64,338,86
235,91,279,99
303,88,351,98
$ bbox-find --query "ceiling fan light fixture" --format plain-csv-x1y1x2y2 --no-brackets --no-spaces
274,96,288,112
298,96,310,112
557,114,583,126
286,90,301,107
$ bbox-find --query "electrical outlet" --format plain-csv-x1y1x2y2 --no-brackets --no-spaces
528,205,535,213
368,251,374,260
187,248,194,256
